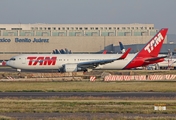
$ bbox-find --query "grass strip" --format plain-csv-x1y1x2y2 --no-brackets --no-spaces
0,81,176,92
0,99,175,114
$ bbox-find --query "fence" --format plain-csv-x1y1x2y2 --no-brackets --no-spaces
104,74,176,81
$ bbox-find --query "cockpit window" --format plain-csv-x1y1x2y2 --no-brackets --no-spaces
10,58,16,61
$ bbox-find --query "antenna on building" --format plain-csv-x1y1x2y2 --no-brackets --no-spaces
19,20,21,30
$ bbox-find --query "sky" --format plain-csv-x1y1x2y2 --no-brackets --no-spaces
0,0,176,34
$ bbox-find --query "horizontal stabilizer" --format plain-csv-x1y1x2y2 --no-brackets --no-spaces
145,56,167,62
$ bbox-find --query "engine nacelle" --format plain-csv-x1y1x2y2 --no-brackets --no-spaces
58,64,88,72
63,64,78,72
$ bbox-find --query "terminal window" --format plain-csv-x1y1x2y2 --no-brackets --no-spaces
76,32,82,36
58,32,65,36
108,32,114,36
25,32,31,36
92,32,98,36
141,32,148,36
125,32,131,36
11,28,22,30
0,28,6,30
42,32,48,36
122,27,125,30
8,32,14,36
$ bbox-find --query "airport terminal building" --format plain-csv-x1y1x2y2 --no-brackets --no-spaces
0,23,163,60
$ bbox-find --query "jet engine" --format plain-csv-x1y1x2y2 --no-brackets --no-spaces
58,63,87,72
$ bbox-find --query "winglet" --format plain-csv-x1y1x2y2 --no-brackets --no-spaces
117,48,131,60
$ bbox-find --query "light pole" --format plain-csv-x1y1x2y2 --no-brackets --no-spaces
104,36,105,50
101,34,105,50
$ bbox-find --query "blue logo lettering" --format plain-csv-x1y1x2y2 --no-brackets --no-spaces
0,38,49,43
0,38,11,42
33,38,49,43
15,38,31,42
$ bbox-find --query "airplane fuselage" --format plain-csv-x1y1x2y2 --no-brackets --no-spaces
6,54,137,70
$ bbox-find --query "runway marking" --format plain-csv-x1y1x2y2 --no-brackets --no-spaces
0,99,175,103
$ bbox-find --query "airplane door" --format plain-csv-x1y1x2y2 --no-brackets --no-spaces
22,58,26,64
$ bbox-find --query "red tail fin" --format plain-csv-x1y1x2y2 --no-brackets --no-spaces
137,28,168,58
123,28,168,69
102,50,107,54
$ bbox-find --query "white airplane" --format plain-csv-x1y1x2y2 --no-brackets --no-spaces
6,28,168,72
157,53,176,69
6,48,131,72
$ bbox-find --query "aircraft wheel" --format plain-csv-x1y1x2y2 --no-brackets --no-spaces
155,63,160,70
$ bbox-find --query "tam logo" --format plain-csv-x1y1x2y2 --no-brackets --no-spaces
27,57,57,65
144,33,164,53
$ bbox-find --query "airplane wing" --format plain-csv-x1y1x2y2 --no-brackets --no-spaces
144,56,167,63
77,48,131,69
